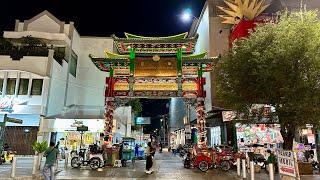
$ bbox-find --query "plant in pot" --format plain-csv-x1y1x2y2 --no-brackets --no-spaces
32,141,48,170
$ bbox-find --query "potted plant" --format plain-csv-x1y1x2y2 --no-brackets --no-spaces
32,141,48,170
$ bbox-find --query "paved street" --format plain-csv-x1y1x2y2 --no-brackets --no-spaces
54,151,238,180
0,150,238,180
1,151,320,179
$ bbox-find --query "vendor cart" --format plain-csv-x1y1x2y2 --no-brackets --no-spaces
122,137,136,166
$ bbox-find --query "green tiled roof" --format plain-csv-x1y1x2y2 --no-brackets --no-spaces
124,32,188,40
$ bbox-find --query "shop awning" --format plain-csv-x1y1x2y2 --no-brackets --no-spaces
45,105,105,119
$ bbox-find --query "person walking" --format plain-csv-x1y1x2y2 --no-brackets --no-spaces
135,144,139,157
43,142,59,180
145,142,154,174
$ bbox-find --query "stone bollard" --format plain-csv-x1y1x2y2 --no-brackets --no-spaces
242,159,247,179
32,155,38,175
10,157,17,178
237,158,241,176
269,163,274,180
250,161,254,180
64,152,69,168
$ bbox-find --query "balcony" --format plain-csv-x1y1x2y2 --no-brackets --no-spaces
0,37,65,64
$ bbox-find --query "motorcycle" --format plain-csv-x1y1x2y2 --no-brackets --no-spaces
0,150,16,165
248,153,267,169
212,147,232,171
71,145,103,170
309,154,318,170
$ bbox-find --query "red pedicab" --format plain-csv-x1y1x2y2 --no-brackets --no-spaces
183,146,213,172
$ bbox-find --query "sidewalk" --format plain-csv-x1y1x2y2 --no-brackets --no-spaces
231,169,320,180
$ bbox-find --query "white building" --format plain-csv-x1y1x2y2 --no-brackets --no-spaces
0,11,132,154
190,0,320,147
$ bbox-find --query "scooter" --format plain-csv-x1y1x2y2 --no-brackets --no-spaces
71,145,103,170
0,150,16,165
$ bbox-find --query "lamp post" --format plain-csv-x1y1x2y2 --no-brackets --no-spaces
180,8,195,23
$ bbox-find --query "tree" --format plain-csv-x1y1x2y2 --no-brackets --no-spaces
128,99,142,115
215,10,320,150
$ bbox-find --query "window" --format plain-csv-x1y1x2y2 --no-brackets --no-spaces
18,78,29,95
69,52,78,77
0,78,3,94
6,78,16,95
31,79,43,95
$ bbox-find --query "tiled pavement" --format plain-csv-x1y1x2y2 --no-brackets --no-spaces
1,150,320,179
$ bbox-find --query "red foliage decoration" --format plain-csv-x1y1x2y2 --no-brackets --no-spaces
229,19,256,48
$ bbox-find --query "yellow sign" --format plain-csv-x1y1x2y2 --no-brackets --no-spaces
134,83,178,91
135,57,177,77
114,83,130,90
182,83,197,91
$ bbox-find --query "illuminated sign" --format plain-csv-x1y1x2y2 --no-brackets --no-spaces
135,117,151,125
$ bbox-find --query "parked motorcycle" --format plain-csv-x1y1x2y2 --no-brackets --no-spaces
309,154,318,170
71,145,103,170
212,147,232,171
0,150,16,165
248,152,267,169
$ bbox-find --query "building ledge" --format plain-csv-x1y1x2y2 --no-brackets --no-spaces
4,31,71,46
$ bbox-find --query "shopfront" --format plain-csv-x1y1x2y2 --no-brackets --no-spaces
42,118,105,150
236,123,283,155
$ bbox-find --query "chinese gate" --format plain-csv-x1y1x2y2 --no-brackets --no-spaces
90,32,215,147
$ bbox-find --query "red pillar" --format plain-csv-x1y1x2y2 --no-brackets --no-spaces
104,77,115,137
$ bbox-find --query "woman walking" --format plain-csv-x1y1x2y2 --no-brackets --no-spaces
145,142,154,174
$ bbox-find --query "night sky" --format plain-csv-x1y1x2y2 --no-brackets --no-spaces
0,0,206,37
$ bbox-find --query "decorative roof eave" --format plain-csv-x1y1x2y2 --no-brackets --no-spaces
182,58,216,63
124,32,188,40
105,50,130,59
89,54,129,72
112,33,198,43
182,52,207,60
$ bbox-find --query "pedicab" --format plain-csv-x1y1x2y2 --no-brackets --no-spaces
183,147,213,172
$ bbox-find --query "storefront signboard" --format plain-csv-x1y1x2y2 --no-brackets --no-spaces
222,111,236,122
277,150,297,177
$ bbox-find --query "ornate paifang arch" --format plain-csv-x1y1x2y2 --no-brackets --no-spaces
90,32,216,147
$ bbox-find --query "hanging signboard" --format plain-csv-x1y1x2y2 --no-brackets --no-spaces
277,150,297,177
77,125,88,132
222,111,236,122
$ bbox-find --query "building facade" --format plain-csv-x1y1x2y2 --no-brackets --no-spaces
0,11,118,154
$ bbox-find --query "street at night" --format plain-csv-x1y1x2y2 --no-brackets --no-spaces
1,0,320,180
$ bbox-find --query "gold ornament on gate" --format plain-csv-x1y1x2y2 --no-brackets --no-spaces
153,55,160,61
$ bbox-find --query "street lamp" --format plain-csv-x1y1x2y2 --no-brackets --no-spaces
180,8,193,23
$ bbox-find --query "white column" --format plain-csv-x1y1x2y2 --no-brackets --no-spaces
32,155,38,175
27,74,33,97
269,163,274,180
14,72,20,97
10,157,17,178
2,72,8,96
242,159,247,179
237,158,241,176
250,161,254,180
